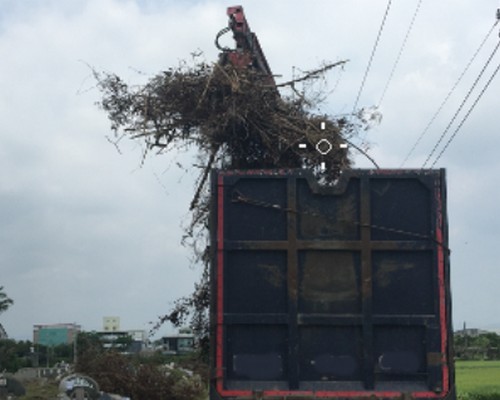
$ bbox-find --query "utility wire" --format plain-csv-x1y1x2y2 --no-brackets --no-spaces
401,19,499,167
352,0,393,115
344,138,381,169
430,60,500,167
378,0,423,108
422,39,500,168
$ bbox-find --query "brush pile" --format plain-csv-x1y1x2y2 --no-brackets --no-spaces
96,60,354,200
95,57,359,339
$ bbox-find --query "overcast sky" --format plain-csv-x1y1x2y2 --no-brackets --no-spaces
1,0,499,341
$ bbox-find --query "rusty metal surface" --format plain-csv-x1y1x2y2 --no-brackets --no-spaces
210,169,454,399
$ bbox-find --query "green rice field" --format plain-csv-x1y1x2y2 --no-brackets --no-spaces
456,360,500,398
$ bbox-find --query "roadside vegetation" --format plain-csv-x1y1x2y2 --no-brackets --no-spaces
456,360,500,400
0,332,207,400
18,380,59,400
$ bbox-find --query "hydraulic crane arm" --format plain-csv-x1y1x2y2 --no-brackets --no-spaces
215,6,275,85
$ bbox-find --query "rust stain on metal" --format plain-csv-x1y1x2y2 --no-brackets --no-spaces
299,193,358,239
375,260,415,288
257,263,285,288
300,252,359,310
427,352,444,366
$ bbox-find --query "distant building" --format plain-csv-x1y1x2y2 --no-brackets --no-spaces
156,329,195,355
33,323,81,346
95,329,146,354
0,323,7,339
93,317,147,353
454,328,489,337
454,322,489,338
103,317,120,332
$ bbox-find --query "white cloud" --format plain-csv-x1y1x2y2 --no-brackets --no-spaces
0,0,499,340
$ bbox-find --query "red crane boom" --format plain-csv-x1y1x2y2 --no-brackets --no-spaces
215,6,275,85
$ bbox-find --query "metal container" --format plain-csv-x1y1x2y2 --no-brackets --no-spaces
210,169,454,399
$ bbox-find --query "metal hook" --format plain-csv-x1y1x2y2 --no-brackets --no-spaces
215,26,231,52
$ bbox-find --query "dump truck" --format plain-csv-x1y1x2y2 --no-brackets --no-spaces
209,7,454,399
209,169,454,399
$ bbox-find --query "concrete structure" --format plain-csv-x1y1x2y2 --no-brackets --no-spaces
97,317,146,353
95,329,146,354
103,316,120,332
14,364,71,382
454,328,489,337
156,329,195,355
33,323,81,346
455,321,491,338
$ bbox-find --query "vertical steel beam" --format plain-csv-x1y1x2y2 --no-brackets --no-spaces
360,176,375,389
286,176,299,390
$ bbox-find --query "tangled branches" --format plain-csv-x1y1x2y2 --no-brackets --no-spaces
95,57,358,344
96,59,352,189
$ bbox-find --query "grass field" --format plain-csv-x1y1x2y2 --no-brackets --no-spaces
18,380,59,400
456,360,500,398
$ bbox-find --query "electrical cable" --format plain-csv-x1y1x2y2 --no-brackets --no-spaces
343,138,381,169
422,39,500,168
378,0,423,108
352,0,393,115
401,19,499,167
430,60,500,167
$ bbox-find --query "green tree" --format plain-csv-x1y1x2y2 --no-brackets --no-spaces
454,332,500,360
0,285,14,315
52,343,73,364
0,339,33,372
483,332,500,348
75,331,104,372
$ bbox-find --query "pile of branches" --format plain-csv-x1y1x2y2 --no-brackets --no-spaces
95,57,358,344
98,60,353,192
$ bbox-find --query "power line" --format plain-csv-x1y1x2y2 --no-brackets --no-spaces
378,0,424,108
352,0,393,115
422,39,500,168
343,138,381,169
430,60,500,167
401,19,499,167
